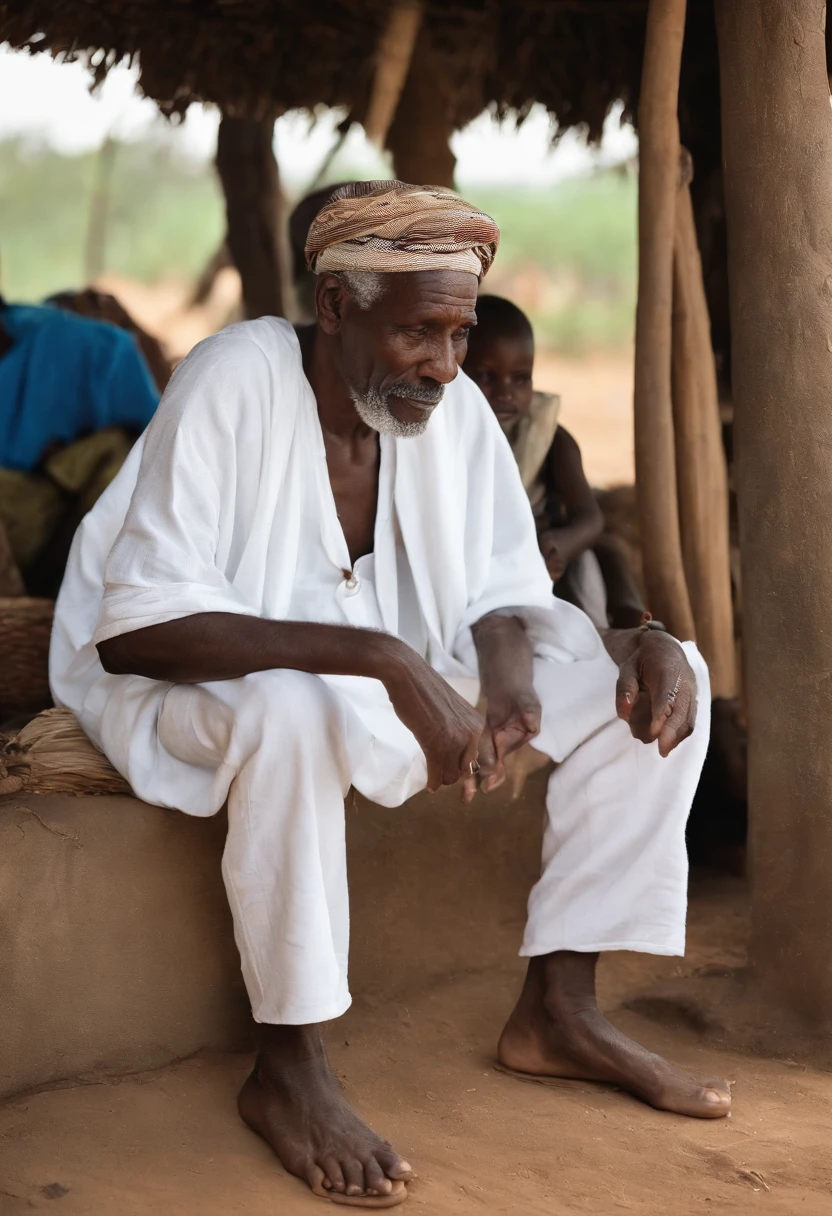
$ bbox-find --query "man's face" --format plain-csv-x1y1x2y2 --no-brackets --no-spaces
464,331,535,433
321,270,478,437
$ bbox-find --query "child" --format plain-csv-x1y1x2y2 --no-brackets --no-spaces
464,295,644,630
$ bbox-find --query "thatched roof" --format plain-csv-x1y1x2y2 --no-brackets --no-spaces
0,1,655,139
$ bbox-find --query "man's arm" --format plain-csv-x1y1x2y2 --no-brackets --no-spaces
99,613,405,685
98,614,491,793
470,613,541,798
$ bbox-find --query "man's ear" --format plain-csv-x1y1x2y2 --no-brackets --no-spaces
315,274,347,335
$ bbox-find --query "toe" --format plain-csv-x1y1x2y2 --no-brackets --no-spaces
702,1085,731,1108
363,1156,393,1196
321,1157,347,1193
376,1148,413,1181
343,1157,369,1196
306,1164,332,1199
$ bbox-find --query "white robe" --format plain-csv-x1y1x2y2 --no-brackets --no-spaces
50,317,602,812
50,318,709,1024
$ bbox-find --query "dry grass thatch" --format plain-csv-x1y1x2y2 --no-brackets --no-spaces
0,0,654,139
0,707,132,797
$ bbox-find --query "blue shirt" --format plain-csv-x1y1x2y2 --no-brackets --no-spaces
0,303,160,471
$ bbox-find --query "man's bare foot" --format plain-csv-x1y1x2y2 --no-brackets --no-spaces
239,1024,413,1206
497,952,731,1119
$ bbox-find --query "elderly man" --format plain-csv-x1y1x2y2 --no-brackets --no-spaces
51,181,729,1209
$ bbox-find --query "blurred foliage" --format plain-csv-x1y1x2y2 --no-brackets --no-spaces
0,139,225,300
471,173,637,354
0,139,636,353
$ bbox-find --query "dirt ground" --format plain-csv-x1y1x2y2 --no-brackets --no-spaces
2,875,830,1216
535,349,635,489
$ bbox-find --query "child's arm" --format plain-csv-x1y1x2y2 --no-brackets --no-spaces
538,426,604,580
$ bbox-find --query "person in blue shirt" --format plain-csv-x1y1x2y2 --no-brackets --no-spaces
0,299,160,472
0,298,161,597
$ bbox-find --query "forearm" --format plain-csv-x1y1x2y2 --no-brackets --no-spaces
471,612,535,697
600,625,643,667
540,510,604,566
97,612,413,687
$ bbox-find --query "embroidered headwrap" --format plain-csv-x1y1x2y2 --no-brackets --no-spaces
305,180,500,280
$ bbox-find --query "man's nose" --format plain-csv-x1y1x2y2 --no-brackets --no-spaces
418,337,460,384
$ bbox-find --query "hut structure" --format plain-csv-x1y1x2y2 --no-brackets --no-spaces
1,0,831,1050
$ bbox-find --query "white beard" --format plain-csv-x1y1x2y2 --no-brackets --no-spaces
350,387,437,438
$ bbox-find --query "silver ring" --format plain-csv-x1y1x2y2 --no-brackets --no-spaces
469,760,481,775
668,675,682,702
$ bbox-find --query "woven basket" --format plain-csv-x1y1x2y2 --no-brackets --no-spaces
0,597,55,711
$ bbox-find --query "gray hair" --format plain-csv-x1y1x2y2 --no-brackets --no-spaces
336,270,388,310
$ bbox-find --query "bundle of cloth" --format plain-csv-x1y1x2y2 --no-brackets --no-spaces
0,296,161,597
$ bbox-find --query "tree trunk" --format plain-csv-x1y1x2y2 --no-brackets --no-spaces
672,154,737,697
386,25,457,188
215,115,290,320
634,0,696,641
716,0,832,1026
84,137,117,283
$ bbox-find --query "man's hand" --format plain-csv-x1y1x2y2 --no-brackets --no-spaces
468,612,541,802
613,630,697,758
470,685,541,802
384,654,495,793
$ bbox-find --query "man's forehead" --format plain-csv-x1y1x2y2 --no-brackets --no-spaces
382,269,479,312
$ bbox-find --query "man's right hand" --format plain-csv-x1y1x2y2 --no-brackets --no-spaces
383,650,494,793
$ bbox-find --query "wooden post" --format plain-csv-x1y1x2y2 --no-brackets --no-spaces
215,114,291,320
364,1,424,148
717,0,832,1028
386,24,457,188
672,150,737,697
634,0,696,641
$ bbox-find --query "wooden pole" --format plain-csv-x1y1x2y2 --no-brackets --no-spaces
717,0,832,1029
364,1,424,148
215,114,291,320
386,24,457,189
634,0,695,640
672,150,737,696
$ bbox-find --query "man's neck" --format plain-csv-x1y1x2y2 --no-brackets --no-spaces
300,323,375,443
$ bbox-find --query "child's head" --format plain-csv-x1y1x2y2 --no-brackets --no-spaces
464,295,534,430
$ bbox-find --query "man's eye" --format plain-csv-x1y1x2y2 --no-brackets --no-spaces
513,373,532,384
455,326,473,341
405,327,429,339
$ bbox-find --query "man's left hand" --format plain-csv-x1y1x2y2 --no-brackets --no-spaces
468,613,542,803
464,690,542,802
614,631,697,758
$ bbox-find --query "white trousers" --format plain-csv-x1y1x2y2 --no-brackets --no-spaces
157,643,710,1024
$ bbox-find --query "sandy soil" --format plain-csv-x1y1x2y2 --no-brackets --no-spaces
535,349,635,489
2,876,830,1216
